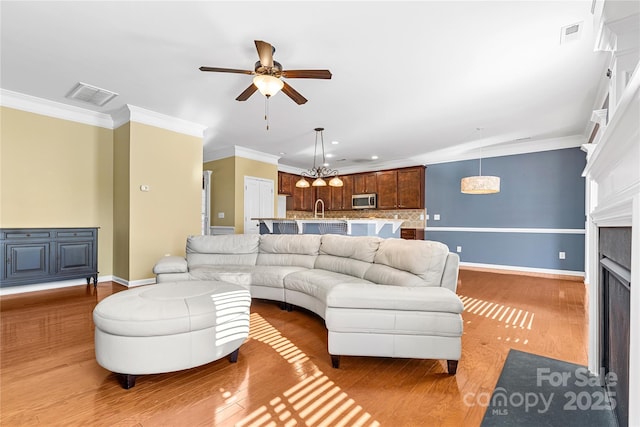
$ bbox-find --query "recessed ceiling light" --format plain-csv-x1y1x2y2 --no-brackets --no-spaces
371,155,379,160
331,140,339,145
279,152,286,155
326,153,334,158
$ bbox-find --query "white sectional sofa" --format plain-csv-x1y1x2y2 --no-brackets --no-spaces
153,233,463,373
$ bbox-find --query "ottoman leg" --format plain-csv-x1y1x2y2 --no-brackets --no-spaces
116,373,137,389
447,360,458,375
228,348,240,363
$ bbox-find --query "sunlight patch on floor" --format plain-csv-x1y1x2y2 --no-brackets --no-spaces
235,313,380,427
459,295,535,345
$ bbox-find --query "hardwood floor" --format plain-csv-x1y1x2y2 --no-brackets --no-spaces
0,270,588,426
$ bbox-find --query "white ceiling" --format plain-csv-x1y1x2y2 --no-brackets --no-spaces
1,1,611,173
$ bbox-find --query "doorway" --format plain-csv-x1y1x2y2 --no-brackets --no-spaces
244,176,274,234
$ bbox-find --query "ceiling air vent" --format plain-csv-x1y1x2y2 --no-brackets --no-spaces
66,82,118,106
560,22,582,44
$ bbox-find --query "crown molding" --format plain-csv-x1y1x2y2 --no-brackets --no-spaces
124,105,207,138
204,145,280,165
0,88,114,129
0,89,207,138
418,135,587,165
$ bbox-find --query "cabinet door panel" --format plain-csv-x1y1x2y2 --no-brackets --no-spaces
354,173,377,194
331,185,344,210
57,241,94,273
278,172,294,195
397,167,425,208
376,170,398,209
6,243,50,280
341,176,354,209
315,186,332,209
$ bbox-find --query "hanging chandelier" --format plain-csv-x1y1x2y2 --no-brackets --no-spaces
460,157,501,194
295,128,343,188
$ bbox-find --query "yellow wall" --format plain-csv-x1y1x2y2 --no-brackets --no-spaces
0,106,203,285
0,107,114,277
204,156,277,233
235,157,278,233
204,157,235,228
127,122,202,281
112,123,131,279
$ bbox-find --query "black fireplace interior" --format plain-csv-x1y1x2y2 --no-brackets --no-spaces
599,227,631,427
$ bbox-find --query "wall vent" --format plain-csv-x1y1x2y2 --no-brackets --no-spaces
560,22,583,44
66,82,118,106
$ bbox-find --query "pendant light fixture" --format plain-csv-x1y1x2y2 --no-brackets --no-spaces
460,157,501,194
460,128,500,194
295,128,343,188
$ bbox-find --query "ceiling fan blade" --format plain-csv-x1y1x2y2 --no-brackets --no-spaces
281,70,332,79
281,82,307,105
236,84,258,101
199,66,253,75
254,40,274,68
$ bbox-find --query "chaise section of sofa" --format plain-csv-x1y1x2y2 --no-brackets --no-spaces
153,233,463,373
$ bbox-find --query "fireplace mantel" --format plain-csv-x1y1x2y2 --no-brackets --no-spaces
582,10,639,424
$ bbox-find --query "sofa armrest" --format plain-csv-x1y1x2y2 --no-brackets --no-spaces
326,284,463,314
153,256,188,274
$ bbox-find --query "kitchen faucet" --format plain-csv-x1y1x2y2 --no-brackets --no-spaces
314,199,325,219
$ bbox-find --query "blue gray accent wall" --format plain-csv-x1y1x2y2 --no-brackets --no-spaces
426,148,586,274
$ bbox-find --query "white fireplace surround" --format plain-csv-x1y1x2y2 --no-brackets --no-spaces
582,3,639,423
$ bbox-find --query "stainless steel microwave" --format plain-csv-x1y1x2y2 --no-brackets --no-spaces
352,193,377,209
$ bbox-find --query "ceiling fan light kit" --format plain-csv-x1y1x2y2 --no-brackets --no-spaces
296,128,344,188
200,40,331,105
252,74,284,97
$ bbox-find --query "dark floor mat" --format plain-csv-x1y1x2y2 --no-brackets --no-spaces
480,349,618,427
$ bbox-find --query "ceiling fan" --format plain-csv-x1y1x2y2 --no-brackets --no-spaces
199,40,332,105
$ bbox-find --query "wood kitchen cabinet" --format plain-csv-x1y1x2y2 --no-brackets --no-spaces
375,166,425,209
290,184,314,211
330,185,344,210
397,166,425,209
279,165,424,211
353,172,377,194
376,170,398,209
315,185,332,209
278,171,294,195
400,228,425,240
339,175,353,210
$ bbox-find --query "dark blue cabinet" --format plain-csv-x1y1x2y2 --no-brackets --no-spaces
1,228,98,288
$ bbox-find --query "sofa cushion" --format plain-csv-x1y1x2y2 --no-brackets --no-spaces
326,284,464,313
257,234,320,268
319,235,382,263
314,255,373,279
189,265,306,289
284,269,373,303
153,256,188,274
371,238,449,285
362,264,428,287
186,234,259,266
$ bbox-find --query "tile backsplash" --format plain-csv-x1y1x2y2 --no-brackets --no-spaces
286,209,426,228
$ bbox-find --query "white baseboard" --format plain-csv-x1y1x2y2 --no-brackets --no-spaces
0,275,114,296
460,261,585,279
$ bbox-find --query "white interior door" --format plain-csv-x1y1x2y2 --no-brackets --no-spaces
244,176,274,234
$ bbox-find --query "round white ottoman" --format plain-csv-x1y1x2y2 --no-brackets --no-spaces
93,281,251,389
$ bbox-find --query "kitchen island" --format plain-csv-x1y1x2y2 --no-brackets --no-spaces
256,218,404,238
